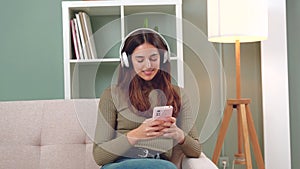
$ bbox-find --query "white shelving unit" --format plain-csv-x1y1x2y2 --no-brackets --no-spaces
62,0,183,99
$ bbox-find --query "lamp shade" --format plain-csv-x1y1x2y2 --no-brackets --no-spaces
207,0,268,43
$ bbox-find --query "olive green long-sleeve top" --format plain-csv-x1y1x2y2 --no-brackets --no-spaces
93,86,201,166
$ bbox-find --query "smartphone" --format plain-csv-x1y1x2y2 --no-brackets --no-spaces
152,106,173,120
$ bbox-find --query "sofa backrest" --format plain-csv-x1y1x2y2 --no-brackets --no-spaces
0,99,100,169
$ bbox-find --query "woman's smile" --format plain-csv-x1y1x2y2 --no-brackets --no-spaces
142,69,155,76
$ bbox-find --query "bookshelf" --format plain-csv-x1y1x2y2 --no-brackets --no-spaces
62,0,183,99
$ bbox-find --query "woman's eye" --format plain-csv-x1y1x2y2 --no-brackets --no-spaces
150,55,159,61
134,56,145,63
137,59,144,63
150,58,158,62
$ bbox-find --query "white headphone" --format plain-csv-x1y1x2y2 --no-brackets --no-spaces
119,28,171,68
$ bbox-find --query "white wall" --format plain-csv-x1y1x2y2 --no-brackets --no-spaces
261,0,291,168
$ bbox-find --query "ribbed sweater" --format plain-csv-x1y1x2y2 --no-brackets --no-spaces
93,85,201,166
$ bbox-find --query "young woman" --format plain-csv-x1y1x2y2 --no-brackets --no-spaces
93,28,201,169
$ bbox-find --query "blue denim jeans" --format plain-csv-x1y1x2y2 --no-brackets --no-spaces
101,157,177,169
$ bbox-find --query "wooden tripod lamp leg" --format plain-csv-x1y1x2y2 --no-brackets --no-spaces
234,104,246,165
236,104,244,155
246,105,265,169
212,103,234,164
240,104,253,169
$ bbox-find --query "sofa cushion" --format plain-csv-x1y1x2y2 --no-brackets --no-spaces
0,145,41,169
0,100,43,145
0,99,99,169
41,100,86,145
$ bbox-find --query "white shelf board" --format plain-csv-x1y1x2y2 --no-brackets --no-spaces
62,0,181,7
69,58,120,63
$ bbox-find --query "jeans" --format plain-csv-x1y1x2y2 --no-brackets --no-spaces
101,157,177,169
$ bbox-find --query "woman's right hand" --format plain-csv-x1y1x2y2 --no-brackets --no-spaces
126,118,165,145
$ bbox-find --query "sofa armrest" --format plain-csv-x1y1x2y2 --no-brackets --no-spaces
182,153,218,169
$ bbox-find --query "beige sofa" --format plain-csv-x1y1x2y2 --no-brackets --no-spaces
0,99,217,169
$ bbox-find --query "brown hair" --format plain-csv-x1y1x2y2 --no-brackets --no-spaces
117,28,181,117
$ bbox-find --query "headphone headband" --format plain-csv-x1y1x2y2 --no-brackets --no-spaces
119,28,171,68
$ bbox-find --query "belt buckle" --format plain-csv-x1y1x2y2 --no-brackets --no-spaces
137,148,150,158
137,148,160,159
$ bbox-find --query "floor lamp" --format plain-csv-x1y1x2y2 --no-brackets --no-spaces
207,0,268,169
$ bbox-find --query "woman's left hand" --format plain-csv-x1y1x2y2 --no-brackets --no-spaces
161,117,185,144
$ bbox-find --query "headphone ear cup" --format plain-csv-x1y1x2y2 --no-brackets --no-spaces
121,52,129,68
163,51,170,63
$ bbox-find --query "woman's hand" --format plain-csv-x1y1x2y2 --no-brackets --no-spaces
161,117,185,144
126,118,166,145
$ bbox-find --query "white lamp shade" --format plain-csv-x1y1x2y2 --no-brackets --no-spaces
207,0,268,43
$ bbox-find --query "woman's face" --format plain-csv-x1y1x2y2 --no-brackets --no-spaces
131,43,160,81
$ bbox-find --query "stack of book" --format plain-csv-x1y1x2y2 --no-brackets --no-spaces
70,12,97,60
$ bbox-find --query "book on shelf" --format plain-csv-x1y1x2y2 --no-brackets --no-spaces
79,12,93,59
75,13,88,59
73,18,84,59
80,12,97,59
70,19,79,59
70,12,97,60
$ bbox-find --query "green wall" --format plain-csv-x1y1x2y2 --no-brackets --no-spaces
0,0,64,101
287,0,300,168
